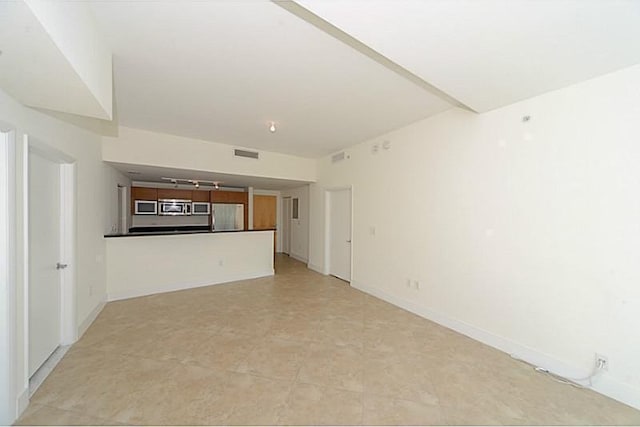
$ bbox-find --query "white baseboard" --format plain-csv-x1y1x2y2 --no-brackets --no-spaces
16,386,29,419
289,253,308,264
29,345,70,397
351,280,640,410
307,263,324,274
108,269,274,302
76,299,106,340
592,373,640,411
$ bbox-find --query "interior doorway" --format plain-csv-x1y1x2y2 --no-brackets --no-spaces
26,140,76,387
326,188,352,282
282,197,292,255
28,150,62,375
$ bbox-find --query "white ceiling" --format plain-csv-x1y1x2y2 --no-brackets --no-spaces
19,0,638,159
108,162,311,191
295,0,640,112
88,0,451,158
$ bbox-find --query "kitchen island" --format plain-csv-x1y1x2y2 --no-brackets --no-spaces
104,229,274,301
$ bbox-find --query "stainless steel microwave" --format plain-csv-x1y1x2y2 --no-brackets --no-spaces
158,199,191,216
191,202,211,215
134,200,157,215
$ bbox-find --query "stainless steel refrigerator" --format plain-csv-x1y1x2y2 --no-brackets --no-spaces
211,203,244,231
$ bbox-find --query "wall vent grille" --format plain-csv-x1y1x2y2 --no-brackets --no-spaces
331,152,346,163
234,149,259,159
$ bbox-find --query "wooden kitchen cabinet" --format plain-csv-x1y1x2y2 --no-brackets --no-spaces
157,188,193,200
191,190,210,202
210,190,248,204
228,192,248,204
210,190,228,203
131,187,158,201
131,187,158,214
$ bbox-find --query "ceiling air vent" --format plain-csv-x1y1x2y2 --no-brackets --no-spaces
234,149,259,159
331,151,346,163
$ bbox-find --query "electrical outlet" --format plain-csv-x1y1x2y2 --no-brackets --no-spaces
596,353,609,371
218,259,224,267
406,279,411,288
414,280,420,290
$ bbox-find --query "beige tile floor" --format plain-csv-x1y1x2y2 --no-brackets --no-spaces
17,255,640,425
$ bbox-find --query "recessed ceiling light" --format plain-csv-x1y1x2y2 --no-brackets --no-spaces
269,122,276,133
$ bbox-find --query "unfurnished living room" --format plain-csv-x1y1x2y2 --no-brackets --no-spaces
1,0,640,426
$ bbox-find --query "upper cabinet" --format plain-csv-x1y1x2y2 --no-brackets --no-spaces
210,190,248,204
157,189,193,200
130,187,158,214
131,187,249,205
191,191,210,202
131,187,158,201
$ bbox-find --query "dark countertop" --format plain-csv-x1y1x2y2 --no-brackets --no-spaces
104,228,276,238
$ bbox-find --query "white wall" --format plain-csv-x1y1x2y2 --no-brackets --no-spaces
281,185,309,262
103,126,317,182
23,0,113,119
0,88,109,420
308,64,640,408
106,231,274,301
103,165,130,234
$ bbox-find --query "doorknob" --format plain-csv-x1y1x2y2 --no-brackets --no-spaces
56,262,68,270
346,239,352,243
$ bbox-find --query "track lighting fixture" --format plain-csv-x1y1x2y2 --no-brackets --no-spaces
161,177,223,189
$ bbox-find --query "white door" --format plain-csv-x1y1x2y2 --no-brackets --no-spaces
329,189,351,282
282,198,291,255
29,151,62,376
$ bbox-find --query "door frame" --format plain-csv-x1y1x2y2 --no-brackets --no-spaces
324,186,353,282
282,196,292,255
0,127,17,424
23,135,77,383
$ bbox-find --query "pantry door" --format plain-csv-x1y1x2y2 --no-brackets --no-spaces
253,195,277,251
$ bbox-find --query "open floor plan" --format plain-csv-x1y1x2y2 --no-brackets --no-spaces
3,1,640,425
16,256,640,425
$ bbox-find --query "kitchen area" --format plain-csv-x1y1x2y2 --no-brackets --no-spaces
130,185,250,234
104,177,281,301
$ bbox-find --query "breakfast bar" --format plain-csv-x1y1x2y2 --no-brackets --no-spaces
104,229,274,301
